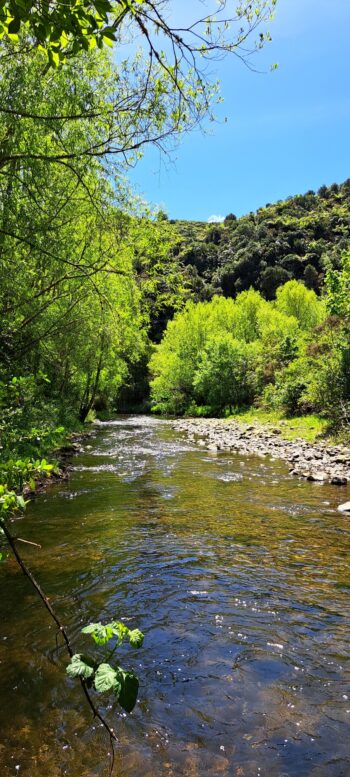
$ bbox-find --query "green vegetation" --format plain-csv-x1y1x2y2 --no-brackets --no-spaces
0,4,278,758
1,2,350,771
67,621,144,713
173,181,350,302
150,268,350,436
226,409,328,444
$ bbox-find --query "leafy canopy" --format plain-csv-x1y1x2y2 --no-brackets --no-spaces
0,1,277,73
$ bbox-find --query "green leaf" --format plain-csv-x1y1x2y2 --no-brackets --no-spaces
128,628,144,648
118,670,139,713
94,663,121,694
66,654,95,680
81,622,115,645
111,621,129,641
7,16,20,33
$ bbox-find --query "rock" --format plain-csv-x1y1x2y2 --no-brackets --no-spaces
307,472,327,482
171,418,350,486
337,502,350,512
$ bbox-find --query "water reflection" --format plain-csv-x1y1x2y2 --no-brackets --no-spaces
1,416,350,776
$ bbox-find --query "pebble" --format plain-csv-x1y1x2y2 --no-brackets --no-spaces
172,418,350,488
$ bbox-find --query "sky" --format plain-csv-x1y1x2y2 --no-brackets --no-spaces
127,0,350,222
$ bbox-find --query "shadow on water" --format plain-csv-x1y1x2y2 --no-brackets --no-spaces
1,415,350,776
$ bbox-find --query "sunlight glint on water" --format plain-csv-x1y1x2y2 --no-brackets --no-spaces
0,416,350,776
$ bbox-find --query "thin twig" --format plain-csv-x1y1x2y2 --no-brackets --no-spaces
1,519,117,777
15,537,42,548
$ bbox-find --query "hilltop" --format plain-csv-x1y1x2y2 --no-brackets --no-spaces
170,179,350,301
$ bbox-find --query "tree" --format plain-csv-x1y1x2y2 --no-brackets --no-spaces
325,251,350,322
275,280,326,330
193,333,252,412
259,265,291,299
0,1,277,70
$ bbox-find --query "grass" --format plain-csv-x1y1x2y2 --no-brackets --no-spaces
226,408,329,444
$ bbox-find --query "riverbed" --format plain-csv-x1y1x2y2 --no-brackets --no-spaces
1,416,350,776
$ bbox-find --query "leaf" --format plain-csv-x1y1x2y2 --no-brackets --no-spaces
111,621,129,641
81,622,115,645
102,35,113,47
94,663,121,694
7,16,21,33
66,654,95,680
128,628,144,648
117,670,139,713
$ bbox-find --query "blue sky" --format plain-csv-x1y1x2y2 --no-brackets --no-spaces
128,0,350,222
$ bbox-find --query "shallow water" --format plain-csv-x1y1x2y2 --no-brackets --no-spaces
1,415,350,777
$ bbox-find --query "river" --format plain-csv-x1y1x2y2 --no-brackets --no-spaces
1,416,350,776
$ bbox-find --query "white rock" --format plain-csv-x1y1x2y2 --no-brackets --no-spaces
337,502,350,513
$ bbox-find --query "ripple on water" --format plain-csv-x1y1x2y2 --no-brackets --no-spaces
1,414,350,777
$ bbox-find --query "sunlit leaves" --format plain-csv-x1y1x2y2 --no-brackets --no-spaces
67,619,144,713
128,629,144,648
0,484,28,516
326,251,350,322
82,620,144,648
94,663,121,693
66,654,95,680
82,620,129,645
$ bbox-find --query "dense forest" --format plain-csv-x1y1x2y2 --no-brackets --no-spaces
147,183,350,426
171,179,350,304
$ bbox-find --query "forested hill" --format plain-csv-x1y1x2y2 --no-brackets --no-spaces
171,179,350,301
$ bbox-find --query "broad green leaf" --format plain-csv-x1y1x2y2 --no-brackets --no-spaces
66,654,95,680
81,622,114,644
117,670,139,713
128,629,144,648
94,663,121,694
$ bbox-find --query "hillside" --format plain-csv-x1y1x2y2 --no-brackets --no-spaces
171,179,350,301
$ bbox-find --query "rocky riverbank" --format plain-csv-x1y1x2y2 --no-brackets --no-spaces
21,431,92,497
172,418,350,487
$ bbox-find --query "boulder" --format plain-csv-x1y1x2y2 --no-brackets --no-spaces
307,472,328,482
337,502,350,512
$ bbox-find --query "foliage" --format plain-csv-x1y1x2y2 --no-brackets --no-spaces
0,1,277,80
67,620,144,713
0,484,27,515
193,334,254,413
275,280,326,329
227,409,328,443
150,281,330,418
0,484,27,563
325,250,350,321
172,180,350,303
0,458,55,492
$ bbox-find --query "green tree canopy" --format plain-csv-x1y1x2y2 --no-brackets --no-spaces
0,1,277,70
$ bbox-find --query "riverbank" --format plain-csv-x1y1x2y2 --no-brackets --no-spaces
172,417,350,486
23,430,93,497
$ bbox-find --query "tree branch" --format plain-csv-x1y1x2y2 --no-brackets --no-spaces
1,518,117,777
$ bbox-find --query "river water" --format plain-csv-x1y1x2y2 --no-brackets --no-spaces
1,416,350,777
